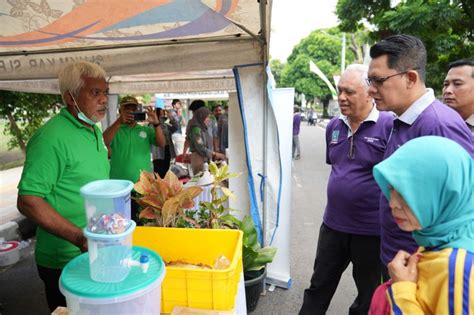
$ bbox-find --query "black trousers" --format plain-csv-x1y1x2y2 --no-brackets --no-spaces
153,145,171,179
37,265,66,312
299,223,382,315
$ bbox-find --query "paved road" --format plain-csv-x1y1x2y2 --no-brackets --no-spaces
0,124,357,315
253,124,356,315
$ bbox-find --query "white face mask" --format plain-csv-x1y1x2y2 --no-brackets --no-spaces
70,93,97,126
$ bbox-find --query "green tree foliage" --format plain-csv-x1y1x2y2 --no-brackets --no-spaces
269,59,285,87
277,28,357,112
336,0,473,92
0,91,61,154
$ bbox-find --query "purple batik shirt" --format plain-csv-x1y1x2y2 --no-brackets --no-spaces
324,107,394,235
293,113,302,136
380,89,474,265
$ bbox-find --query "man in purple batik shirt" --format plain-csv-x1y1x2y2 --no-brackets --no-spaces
367,34,474,269
293,106,302,160
300,65,393,315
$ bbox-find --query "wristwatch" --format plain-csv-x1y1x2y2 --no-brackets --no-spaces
153,123,160,127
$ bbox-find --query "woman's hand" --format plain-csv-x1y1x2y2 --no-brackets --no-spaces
388,250,422,283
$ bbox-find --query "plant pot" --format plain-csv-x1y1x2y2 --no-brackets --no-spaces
244,268,266,313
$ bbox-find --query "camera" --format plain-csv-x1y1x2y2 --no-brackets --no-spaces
131,111,146,121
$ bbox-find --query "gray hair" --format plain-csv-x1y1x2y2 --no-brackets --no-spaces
58,61,107,103
343,64,369,91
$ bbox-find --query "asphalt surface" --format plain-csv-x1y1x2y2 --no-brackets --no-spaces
0,123,357,315
252,122,356,315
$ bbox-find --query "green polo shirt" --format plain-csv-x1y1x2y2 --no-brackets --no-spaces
18,107,110,269
109,124,155,183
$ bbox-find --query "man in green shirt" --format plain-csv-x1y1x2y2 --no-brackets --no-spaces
17,61,110,311
103,96,165,220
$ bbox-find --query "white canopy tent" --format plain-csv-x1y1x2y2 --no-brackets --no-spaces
0,0,292,288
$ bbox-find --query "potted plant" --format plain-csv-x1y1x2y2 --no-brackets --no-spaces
133,171,203,227
239,215,277,312
191,161,241,228
134,162,240,228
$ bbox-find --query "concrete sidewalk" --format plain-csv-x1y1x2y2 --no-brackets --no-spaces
0,166,36,242
0,166,22,225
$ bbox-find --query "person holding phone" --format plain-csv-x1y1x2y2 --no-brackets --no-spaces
103,95,165,220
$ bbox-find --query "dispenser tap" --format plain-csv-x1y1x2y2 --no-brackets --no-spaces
124,252,150,273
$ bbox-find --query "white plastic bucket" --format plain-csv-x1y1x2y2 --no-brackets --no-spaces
60,246,165,315
84,221,136,283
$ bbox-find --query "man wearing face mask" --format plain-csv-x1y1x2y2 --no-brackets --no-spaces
17,61,111,312
103,96,165,220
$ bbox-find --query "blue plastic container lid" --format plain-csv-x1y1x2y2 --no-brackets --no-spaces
84,220,136,240
60,246,165,300
80,180,134,199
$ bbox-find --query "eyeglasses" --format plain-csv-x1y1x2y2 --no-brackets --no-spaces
366,68,420,87
348,136,355,159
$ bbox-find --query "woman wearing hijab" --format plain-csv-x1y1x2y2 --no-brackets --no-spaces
372,136,474,314
186,106,225,174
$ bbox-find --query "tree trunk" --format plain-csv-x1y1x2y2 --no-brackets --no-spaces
322,98,329,118
6,112,26,154
349,34,363,63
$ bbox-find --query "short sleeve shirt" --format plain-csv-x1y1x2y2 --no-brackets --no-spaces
18,107,110,268
109,124,155,183
324,108,393,235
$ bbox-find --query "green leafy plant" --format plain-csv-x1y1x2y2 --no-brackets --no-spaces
135,162,241,229
195,162,241,229
239,215,277,272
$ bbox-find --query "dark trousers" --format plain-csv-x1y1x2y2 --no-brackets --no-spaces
153,145,171,179
299,223,382,315
37,265,66,312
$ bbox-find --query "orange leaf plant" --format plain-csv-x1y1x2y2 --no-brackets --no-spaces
134,170,203,227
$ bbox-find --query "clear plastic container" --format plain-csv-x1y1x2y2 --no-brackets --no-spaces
84,221,136,283
60,246,165,315
80,179,134,226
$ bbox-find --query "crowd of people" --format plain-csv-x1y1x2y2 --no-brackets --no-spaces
15,61,229,311
300,35,473,315
14,33,473,314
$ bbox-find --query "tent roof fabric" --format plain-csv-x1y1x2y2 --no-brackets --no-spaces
0,0,272,93
0,0,261,53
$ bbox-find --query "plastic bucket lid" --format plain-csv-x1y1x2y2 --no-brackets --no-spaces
60,246,165,302
80,180,134,199
84,221,136,240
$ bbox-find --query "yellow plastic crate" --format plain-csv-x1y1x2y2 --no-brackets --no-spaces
133,227,243,313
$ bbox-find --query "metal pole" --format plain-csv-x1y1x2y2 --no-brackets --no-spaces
260,0,269,247
341,33,346,74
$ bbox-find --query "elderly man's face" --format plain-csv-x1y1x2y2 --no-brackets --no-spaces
337,71,372,120
76,76,109,123
443,65,474,118
368,55,410,116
